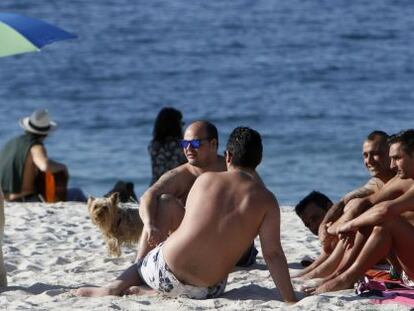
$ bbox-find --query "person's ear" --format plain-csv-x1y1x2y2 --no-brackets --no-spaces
225,150,233,164
210,138,218,150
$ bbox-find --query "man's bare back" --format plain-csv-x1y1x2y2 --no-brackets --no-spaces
163,170,270,286
75,126,296,303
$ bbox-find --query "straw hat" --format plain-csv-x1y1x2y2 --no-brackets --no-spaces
19,109,57,135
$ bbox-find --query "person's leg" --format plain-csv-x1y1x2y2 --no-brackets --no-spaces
292,251,330,278
313,222,398,293
328,226,372,277
75,263,143,297
300,240,346,280
387,216,414,279
135,194,184,261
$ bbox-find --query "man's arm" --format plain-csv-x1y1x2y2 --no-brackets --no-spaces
31,145,67,173
339,185,414,233
259,197,296,303
138,166,191,245
319,178,384,251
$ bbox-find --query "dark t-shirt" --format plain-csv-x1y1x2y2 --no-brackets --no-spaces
0,134,43,194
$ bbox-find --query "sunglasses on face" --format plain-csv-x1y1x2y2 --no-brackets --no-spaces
180,138,209,149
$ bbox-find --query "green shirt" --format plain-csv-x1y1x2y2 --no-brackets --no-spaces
0,134,43,194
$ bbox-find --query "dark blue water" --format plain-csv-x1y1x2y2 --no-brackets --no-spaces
1,1,414,205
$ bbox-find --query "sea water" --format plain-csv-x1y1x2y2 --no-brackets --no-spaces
1,0,414,205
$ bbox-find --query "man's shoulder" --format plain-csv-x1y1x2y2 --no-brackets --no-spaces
154,163,199,187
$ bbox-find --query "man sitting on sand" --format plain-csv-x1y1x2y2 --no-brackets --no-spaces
0,109,86,202
307,129,414,293
296,131,395,280
75,127,297,302
294,191,332,268
137,120,257,267
295,191,333,236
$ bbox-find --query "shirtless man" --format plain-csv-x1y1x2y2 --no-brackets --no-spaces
297,131,395,280
136,120,226,260
0,109,69,202
75,127,297,303
310,129,414,293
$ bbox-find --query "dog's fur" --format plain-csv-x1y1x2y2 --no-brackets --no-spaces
0,187,7,287
87,193,143,257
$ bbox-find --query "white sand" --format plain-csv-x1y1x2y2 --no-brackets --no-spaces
0,202,409,310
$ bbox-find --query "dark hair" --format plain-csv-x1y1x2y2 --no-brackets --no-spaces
153,107,183,142
295,191,333,216
226,127,262,169
366,130,389,145
388,129,414,155
27,132,47,140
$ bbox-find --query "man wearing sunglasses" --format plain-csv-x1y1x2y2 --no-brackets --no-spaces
76,127,296,303
136,120,226,261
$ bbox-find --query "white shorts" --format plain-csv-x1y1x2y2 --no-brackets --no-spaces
137,243,227,299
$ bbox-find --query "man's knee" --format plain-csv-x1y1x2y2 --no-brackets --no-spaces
158,194,181,208
157,194,184,230
371,225,388,236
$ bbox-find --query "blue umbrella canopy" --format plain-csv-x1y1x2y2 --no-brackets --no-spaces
0,13,77,57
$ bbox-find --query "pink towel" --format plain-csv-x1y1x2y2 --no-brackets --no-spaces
356,277,414,306
372,293,414,307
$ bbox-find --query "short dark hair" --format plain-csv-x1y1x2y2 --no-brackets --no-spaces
388,129,414,155
153,107,183,142
365,130,389,142
226,127,262,169
295,191,333,216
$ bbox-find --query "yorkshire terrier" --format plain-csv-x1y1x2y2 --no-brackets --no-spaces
87,192,143,257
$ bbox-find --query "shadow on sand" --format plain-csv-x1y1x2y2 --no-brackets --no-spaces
0,282,75,296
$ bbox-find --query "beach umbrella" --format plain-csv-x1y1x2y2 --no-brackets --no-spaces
0,13,77,58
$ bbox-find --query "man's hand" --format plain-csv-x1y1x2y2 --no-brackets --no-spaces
337,221,357,249
318,222,335,253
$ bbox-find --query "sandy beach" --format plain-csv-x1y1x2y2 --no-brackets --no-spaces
0,202,410,310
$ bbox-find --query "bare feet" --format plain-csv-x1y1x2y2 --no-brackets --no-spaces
299,278,324,295
74,287,116,297
123,286,157,296
313,275,355,294
290,270,306,279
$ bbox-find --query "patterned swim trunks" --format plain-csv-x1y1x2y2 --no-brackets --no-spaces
137,243,227,299
402,270,414,287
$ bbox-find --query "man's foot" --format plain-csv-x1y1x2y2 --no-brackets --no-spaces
123,286,157,296
299,278,324,294
290,270,305,279
313,275,355,294
74,287,116,297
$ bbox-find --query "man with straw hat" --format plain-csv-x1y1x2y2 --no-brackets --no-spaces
0,109,84,202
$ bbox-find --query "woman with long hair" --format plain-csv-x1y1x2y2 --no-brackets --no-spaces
148,107,186,185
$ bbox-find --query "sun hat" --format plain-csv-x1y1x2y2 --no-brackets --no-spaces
18,109,57,135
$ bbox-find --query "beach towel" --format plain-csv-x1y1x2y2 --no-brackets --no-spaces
355,276,414,307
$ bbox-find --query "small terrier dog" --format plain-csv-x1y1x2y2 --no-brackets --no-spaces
88,192,143,257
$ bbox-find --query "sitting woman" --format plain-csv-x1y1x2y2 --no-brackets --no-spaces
148,107,186,185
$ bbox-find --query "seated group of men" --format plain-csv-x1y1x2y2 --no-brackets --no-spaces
3,110,414,303
295,130,414,293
